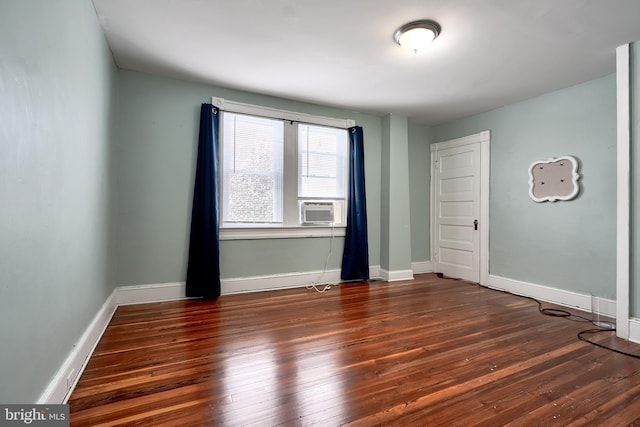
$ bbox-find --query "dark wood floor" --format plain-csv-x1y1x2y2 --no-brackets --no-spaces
68,274,640,426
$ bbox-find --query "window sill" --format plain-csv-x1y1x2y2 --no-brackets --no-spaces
220,226,346,240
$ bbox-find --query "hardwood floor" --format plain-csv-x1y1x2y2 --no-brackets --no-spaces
68,274,640,426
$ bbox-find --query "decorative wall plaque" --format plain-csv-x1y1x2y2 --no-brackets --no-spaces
528,156,580,202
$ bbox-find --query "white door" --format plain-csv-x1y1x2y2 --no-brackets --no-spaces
432,140,481,282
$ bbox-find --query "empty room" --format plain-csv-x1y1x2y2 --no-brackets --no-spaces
4,0,640,425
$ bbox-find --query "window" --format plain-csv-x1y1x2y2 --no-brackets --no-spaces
297,124,347,225
222,114,284,225
215,98,353,238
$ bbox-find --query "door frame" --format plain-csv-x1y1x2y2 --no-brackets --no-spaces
430,131,491,285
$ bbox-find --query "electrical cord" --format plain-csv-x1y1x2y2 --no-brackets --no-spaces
305,224,384,293
529,299,640,357
307,283,335,293
531,296,640,359
311,270,638,356
534,301,592,322
306,223,339,293
463,279,640,359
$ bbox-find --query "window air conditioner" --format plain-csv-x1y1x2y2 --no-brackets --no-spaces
301,201,335,225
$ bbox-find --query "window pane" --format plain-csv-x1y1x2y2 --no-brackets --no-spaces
222,113,283,225
298,124,347,198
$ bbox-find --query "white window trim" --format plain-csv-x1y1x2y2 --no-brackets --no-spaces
212,97,355,129
213,97,354,240
220,226,346,240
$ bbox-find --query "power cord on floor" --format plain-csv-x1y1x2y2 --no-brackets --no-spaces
306,223,384,293
534,300,592,322
527,299,640,357
307,278,385,293
460,278,640,359
526,293,640,359
306,223,339,293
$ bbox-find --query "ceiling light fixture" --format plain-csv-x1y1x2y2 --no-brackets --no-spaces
393,19,441,54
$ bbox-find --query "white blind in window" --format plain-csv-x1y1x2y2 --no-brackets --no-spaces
298,124,347,199
222,113,284,224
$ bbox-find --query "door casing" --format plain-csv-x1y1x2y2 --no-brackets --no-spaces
430,131,490,285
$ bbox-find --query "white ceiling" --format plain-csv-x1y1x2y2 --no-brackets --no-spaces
93,0,640,125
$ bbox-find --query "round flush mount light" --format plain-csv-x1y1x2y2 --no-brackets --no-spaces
393,19,441,54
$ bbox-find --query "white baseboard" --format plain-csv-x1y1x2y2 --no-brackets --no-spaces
37,289,118,405
629,318,640,344
41,270,622,404
221,270,341,294
369,265,382,280
379,268,414,282
222,265,383,294
115,282,189,305
38,282,191,405
37,265,386,403
486,274,616,317
411,261,433,274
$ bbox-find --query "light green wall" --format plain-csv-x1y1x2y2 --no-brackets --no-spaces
380,118,391,269
0,0,117,402
115,70,382,285
380,114,413,272
432,75,616,298
408,122,432,262
0,0,623,402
